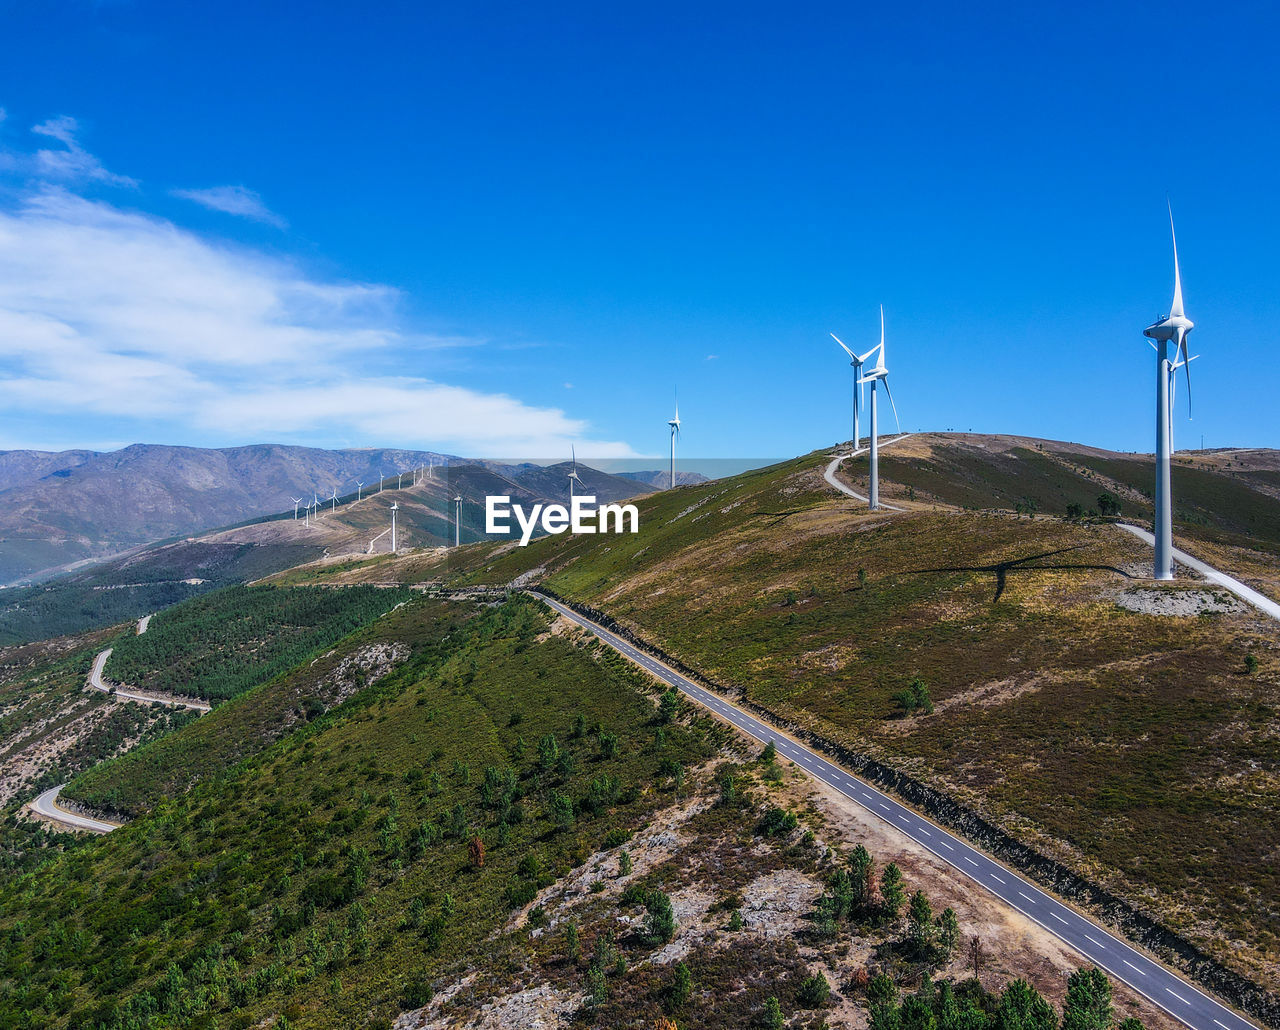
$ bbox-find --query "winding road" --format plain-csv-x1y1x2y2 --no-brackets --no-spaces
87,648,211,712
29,785,119,834
823,435,913,510
534,592,1261,1030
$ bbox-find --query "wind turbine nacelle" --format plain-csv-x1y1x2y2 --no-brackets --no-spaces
1143,314,1193,343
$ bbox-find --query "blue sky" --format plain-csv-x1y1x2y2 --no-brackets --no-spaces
0,0,1276,462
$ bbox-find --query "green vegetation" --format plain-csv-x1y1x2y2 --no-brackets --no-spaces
105,584,415,701
0,596,717,1028
64,598,468,819
0,542,325,647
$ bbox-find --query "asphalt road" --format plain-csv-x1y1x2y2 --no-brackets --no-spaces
29,785,119,834
87,647,211,712
535,592,1261,1030
1116,524,1280,624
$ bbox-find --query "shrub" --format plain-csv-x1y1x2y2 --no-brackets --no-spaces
665,962,692,1012
658,688,680,723
894,677,934,716
797,971,831,1007
757,806,798,838
762,995,785,1029
1245,654,1259,674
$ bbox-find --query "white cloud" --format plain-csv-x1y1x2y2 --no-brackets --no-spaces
172,184,286,228
0,183,634,457
30,116,137,188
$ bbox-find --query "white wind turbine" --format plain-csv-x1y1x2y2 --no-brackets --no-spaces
356,481,365,502
453,495,463,547
666,397,681,489
857,305,900,511
389,502,399,552
1142,204,1198,581
831,331,884,451
568,446,583,499
378,469,384,494
312,491,320,519
330,487,338,513
397,471,404,489
291,497,303,521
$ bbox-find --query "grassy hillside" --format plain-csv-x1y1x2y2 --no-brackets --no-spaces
102,584,416,702
279,445,1280,987
64,597,466,818
0,597,722,1029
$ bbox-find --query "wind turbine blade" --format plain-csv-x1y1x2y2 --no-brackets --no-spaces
1183,351,1194,419
879,304,885,350
830,333,856,360
1169,201,1185,319
883,377,901,433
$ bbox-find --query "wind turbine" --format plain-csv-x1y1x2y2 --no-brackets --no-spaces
666,397,681,489
831,331,884,451
1142,204,1197,581
390,502,399,552
330,487,338,513
568,446,583,499
453,495,463,547
857,305,900,511
397,472,404,490
356,480,364,502
378,469,384,494
312,491,320,519
291,497,302,521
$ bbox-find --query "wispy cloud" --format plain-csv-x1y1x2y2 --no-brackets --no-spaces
30,116,137,188
0,116,636,458
172,184,286,228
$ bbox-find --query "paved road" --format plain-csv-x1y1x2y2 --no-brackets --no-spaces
28,785,119,834
1116,524,1280,625
535,592,1261,1030
136,613,152,635
823,434,914,511
88,647,211,712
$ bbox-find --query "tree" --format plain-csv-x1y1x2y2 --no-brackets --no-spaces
1065,503,1083,520
797,971,831,1007
1096,492,1121,517
761,740,777,765
658,687,680,723
880,861,906,918
907,891,935,956
665,962,692,1012
937,907,961,962
1062,969,1111,1030
894,678,934,716
997,978,1058,1030
1245,654,1259,674
646,889,677,944
762,996,785,1030
618,849,633,876
537,733,560,771
565,921,580,965
850,844,875,910
468,835,485,869
901,995,938,1030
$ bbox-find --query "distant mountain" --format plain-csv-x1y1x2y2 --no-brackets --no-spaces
616,469,710,488
0,444,656,585
0,443,464,584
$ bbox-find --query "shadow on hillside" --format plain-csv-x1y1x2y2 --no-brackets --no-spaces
907,544,1134,602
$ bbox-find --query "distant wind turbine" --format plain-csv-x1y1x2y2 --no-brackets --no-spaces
1142,203,1198,581
666,396,682,489
857,306,900,511
356,481,364,502
397,472,404,490
568,446,583,499
453,494,463,547
330,487,338,513
390,502,399,552
291,497,302,521
831,331,884,451
378,470,384,494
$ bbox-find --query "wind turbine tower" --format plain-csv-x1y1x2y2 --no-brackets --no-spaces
356,481,364,502
291,497,302,521
666,398,681,489
390,502,399,552
831,332,884,451
330,488,338,513
857,306,900,511
1142,205,1197,581
378,470,384,494
453,495,463,547
568,446,583,499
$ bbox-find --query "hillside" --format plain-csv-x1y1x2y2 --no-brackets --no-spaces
0,596,1176,1030
280,433,1280,994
